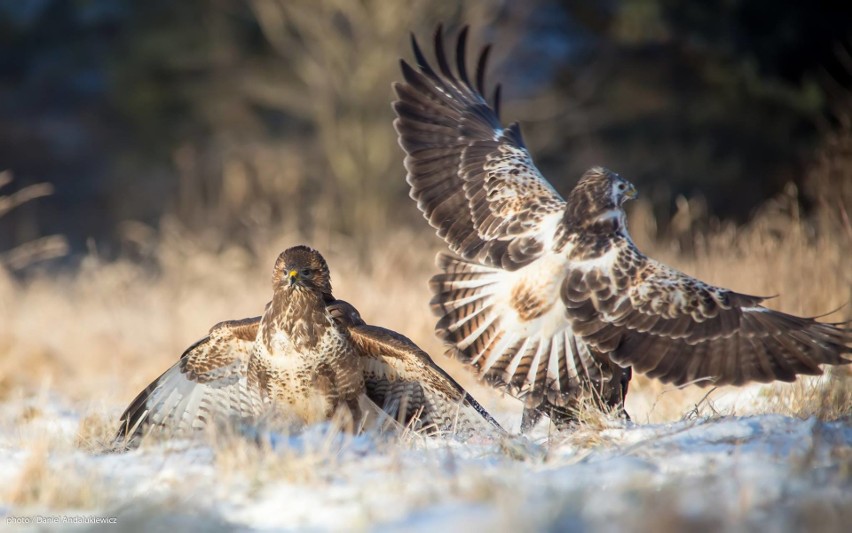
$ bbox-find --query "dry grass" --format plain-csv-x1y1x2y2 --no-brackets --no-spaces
75,409,120,453
0,399,110,510
2,123,852,430
4,442,108,510
756,367,852,422
0,171,68,271
1,191,850,426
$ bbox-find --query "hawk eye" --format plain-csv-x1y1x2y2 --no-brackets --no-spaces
617,183,626,191
300,268,313,277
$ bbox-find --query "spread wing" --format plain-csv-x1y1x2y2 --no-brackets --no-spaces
327,300,504,437
115,317,264,446
562,241,852,386
431,252,630,430
393,26,566,270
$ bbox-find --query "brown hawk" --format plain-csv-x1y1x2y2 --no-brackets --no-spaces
116,245,504,445
392,26,852,431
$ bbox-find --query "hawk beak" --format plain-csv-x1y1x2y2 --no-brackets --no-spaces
288,270,298,285
625,184,638,200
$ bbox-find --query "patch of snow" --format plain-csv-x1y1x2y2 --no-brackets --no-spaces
0,395,849,532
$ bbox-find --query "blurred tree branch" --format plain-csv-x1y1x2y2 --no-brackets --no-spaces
0,174,55,219
0,172,68,270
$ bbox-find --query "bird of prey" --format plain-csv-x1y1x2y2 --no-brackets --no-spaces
116,245,503,445
392,26,852,431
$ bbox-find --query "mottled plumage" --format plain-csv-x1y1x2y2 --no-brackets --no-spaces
328,300,502,433
560,171,852,387
116,317,264,442
250,246,365,430
116,246,503,446
393,26,852,431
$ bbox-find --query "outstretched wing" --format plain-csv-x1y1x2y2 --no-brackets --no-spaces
327,300,504,437
431,253,629,431
562,242,852,386
393,26,566,270
115,317,264,445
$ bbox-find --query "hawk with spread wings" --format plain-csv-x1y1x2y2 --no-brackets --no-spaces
392,26,852,431
116,245,503,446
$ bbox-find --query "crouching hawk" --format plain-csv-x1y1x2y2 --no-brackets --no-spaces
116,246,503,446
392,26,852,431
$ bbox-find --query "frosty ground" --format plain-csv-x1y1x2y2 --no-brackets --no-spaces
1,380,849,533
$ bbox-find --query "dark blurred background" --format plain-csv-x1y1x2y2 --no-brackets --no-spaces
1,0,851,261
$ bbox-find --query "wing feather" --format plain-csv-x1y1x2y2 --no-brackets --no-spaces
115,317,263,445
393,26,566,270
326,300,504,437
563,241,852,386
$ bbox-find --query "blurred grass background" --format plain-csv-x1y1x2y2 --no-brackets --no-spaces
0,0,850,422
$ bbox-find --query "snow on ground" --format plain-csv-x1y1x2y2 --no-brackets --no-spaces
0,392,850,532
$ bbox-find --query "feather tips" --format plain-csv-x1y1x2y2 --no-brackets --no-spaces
115,318,262,445
560,234,852,387
344,321,504,435
394,26,566,271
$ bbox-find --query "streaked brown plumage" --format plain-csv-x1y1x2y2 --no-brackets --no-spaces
116,246,503,446
560,170,852,387
116,316,263,441
393,26,852,432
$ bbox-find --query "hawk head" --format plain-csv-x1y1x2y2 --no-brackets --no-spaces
564,167,637,233
272,245,332,295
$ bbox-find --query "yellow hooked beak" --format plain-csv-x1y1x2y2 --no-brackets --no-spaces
288,269,298,285
625,183,638,200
